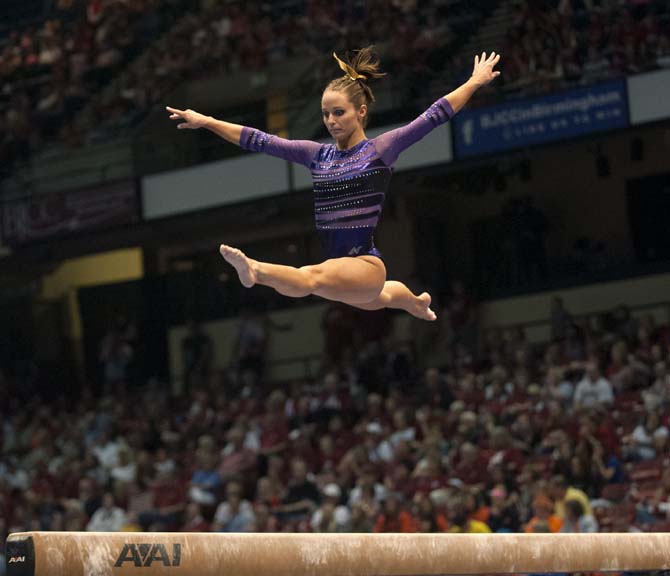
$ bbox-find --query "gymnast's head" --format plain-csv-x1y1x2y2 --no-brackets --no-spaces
322,46,386,140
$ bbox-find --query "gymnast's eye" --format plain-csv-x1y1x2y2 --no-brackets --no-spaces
334,109,344,116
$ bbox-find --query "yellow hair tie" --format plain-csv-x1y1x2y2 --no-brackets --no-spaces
333,52,367,81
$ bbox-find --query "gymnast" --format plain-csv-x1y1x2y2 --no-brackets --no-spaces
167,47,500,321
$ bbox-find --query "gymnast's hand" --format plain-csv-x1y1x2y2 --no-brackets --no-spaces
470,51,501,87
166,106,210,129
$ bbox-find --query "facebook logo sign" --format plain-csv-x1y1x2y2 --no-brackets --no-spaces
452,80,629,158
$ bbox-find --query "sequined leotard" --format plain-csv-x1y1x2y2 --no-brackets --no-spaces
240,98,454,260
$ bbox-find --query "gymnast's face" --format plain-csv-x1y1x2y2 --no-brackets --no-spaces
321,89,367,145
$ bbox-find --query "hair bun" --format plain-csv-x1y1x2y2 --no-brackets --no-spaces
348,46,386,82
333,52,367,81
333,47,386,84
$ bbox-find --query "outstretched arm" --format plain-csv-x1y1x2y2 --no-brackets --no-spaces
444,51,501,113
373,51,501,166
167,106,243,145
166,106,321,167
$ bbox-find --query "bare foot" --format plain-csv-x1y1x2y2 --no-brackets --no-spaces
413,292,437,321
219,244,257,288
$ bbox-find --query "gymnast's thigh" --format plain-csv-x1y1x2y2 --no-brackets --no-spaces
302,255,386,304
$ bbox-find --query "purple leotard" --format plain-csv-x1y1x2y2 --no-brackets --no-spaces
240,97,454,260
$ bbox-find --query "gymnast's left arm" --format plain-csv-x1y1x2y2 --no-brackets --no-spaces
444,51,501,113
374,51,501,166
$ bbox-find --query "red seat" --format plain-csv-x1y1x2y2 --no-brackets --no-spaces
593,499,637,532
648,520,670,532
600,483,630,503
630,459,663,483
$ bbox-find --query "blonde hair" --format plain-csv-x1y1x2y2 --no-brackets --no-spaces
325,46,385,127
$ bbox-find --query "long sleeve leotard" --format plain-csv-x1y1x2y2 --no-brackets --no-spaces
240,98,454,260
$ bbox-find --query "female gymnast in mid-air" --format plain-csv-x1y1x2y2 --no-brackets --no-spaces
167,47,501,321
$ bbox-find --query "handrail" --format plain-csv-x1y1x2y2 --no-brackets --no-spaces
168,296,670,390
264,299,670,381
487,299,670,345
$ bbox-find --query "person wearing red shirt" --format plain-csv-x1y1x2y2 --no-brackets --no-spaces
139,467,187,531
259,391,289,456
373,493,417,532
180,502,209,532
415,493,448,532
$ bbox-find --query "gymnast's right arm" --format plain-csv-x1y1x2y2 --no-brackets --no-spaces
166,106,321,167
166,106,243,144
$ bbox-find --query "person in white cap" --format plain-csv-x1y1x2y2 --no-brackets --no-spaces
311,483,351,532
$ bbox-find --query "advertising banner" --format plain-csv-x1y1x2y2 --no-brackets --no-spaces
453,80,628,158
2,180,138,244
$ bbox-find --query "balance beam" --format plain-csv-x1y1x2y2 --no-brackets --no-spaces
5,532,670,576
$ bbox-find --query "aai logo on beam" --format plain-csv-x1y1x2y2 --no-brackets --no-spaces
114,543,182,567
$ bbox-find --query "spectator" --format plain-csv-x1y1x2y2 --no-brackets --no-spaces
550,474,593,519
276,458,320,523
445,494,491,533
573,362,614,410
560,499,599,533
452,442,488,486
75,477,102,520
625,411,670,461
181,501,210,532
189,436,222,506
110,445,137,487
643,361,670,410
349,501,375,532
374,493,417,532
311,483,351,532
487,484,521,533
524,494,563,533
91,430,122,472
218,425,258,482
414,492,448,532
139,467,187,531
348,471,386,511
591,440,625,485
259,390,289,457
212,480,255,532
418,367,454,410
86,492,126,532
99,323,134,390
250,502,280,532
234,309,269,382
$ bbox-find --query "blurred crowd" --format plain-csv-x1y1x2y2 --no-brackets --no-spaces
0,0,185,174
2,293,670,555
4,0,669,177
501,0,670,95
0,0,453,175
